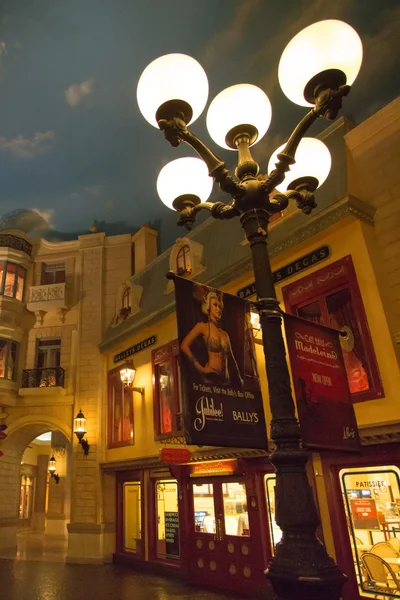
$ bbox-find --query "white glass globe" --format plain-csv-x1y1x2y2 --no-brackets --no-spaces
137,53,209,127
206,84,272,150
278,20,363,107
157,157,213,210
268,138,331,192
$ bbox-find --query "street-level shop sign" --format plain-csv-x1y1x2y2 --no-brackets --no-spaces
114,335,157,363
165,511,180,558
236,245,331,300
160,448,191,464
190,460,237,477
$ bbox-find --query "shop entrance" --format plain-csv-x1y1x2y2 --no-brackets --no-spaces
189,476,265,592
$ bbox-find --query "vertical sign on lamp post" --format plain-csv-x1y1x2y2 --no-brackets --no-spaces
284,313,360,452
173,276,268,449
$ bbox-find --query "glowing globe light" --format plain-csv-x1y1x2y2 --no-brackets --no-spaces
268,138,331,192
206,84,272,150
157,157,213,210
137,54,209,127
278,20,363,107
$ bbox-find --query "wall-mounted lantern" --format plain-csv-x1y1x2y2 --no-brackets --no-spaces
73,409,90,455
48,455,60,484
120,363,144,396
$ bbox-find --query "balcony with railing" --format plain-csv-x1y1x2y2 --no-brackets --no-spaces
19,367,67,400
26,282,68,324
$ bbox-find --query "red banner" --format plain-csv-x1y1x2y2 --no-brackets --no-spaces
160,448,191,464
284,313,360,452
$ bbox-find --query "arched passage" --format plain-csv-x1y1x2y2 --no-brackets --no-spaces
0,417,72,553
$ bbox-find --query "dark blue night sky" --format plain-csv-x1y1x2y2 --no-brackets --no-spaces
0,0,399,251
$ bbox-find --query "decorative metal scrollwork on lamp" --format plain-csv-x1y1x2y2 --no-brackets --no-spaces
73,410,90,455
136,18,363,600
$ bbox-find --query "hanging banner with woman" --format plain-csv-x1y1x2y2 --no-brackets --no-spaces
284,313,360,452
173,276,268,449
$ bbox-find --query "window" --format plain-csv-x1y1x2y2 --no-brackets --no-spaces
0,261,26,300
156,479,180,560
0,339,19,380
41,262,65,285
36,339,61,369
123,481,142,554
283,256,383,403
122,286,131,309
176,244,192,277
265,475,282,554
19,476,34,521
107,365,134,448
152,340,182,439
340,466,400,598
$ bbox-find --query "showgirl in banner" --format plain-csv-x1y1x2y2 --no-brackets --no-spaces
173,276,268,449
284,313,360,452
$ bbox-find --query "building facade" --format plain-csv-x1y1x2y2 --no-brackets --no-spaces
0,98,399,599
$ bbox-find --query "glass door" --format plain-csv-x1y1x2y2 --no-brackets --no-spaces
156,479,180,561
123,481,142,555
190,478,265,589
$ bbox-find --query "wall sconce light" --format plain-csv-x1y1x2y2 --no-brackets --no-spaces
73,409,90,455
250,309,263,345
120,364,144,396
48,455,60,484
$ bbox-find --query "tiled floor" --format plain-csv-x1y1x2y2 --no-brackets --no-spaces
0,559,258,600
0,530,68,562
0,532,261,599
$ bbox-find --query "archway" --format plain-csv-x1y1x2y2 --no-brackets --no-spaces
0,417,72,559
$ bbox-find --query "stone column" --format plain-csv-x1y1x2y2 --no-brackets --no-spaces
67,234,105,564
31,454,50,531
0,452,20,550
46,476,67,535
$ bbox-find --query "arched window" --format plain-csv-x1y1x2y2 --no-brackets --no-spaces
176,245,191,276
122,286,131,309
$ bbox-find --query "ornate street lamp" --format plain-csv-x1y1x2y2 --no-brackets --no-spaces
119,363,145,396
137,19,362,600
48,455,60,484
73,410,90,455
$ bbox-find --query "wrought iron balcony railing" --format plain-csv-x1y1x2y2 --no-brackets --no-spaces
21,367,65,389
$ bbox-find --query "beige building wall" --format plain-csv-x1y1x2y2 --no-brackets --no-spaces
345,97,400,360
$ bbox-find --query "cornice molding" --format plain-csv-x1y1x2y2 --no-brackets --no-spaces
99,195,375,351
100,447,268,472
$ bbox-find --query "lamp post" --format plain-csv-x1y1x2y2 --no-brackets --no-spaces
137,19,362,600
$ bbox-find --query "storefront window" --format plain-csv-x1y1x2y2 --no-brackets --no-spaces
193,483,216,534
156,479,180,560
123,482,142,553
19,476,33,520
152,341,182,439
0,261,26,300
222,481,249,537
108,366,134,448
158,362,173,434
0,338,19,380
283,256,383,403
265,476,282,554
340,466,400,598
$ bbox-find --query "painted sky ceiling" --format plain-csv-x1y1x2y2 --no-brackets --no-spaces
0,0,399,251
